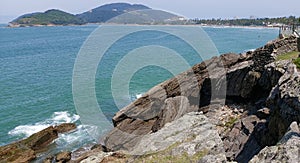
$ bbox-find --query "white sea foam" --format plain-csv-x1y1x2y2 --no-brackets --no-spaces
8,111,103,152
8,111,80,137
242,49,256,54
136,93,143,99
8,124,50,137
55,125,97,150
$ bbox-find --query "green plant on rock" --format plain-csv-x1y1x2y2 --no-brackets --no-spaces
224,117,238,130
293,57,300,69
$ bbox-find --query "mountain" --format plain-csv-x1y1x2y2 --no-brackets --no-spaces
10,9,85,27
9,3,187,27
76,3,151,23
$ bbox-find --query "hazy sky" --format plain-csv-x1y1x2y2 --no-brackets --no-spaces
1,0,299,23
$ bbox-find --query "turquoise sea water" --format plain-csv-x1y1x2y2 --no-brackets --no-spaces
0,24,278,150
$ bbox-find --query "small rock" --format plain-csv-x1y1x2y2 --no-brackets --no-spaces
91,144,111,152
233,108,239,114
79,152,114,163
56,151,71,162
43,156,54,163
257,108,271,119
279,121,300,144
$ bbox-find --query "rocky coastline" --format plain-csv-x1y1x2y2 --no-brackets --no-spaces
1,36,300,162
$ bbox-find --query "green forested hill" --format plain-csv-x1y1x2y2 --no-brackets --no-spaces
10,9,85,26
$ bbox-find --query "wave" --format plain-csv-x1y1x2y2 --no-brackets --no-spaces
135,93,143,99
8,111,97,154
130,93,143,101
54,125,96,151
242,49,256,54
8,111,80,137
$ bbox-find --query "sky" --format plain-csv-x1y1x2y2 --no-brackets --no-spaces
1,0,300,23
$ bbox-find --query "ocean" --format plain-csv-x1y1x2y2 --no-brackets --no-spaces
0,24,278,152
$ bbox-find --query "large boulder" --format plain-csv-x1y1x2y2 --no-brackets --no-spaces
264,62,300,145
269,63,300,123
131,112,226,163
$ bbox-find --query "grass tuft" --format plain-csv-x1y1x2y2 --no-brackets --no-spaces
276,51,299,61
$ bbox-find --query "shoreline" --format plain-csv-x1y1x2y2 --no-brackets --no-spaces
4,22,280,30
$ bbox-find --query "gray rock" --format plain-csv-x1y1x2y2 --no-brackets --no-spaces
131,112,226,162
279,121,300,144
250,122,300,163
276,64,300,123
104,96,199,151
152,96,199,132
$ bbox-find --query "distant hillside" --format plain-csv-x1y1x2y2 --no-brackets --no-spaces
77,3,151,23
10,9,85,27
107,9,187,25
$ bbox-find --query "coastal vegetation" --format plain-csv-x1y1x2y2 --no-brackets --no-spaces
275,51,300,69
276,51,299,61
193,16,300,27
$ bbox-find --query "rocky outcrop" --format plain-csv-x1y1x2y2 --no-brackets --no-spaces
101,36,300,162
253,36,297,71
104,35,297,150
0,123,76,163
260,61,300,146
